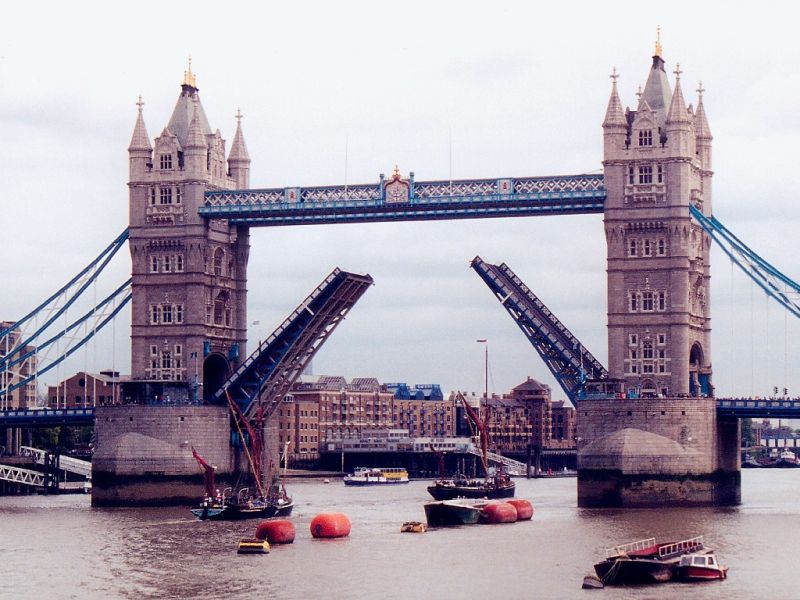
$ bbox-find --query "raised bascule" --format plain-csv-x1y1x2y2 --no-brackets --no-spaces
6,37,800,505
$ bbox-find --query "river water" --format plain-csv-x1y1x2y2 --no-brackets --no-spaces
0,469,797,599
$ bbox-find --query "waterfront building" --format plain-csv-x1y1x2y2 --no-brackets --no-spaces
0,321,37,410
47,370,126,409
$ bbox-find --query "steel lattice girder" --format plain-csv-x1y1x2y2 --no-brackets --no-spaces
0,408,95,427
0,464,44,487
471,256,607,404
216,268,373,420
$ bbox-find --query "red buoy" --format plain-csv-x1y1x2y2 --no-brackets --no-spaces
507,499,534,521
255,519,296,544
310,512,351,539
481,501,518,524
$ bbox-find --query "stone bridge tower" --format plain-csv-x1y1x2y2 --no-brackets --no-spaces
576,38,740,507
127,62,251,402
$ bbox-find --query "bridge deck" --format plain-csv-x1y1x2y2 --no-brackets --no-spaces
200,174,606,226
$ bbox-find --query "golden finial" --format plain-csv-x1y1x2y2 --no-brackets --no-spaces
655,25,663,57
183,55,197,88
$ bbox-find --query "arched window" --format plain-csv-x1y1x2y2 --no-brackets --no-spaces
213,248,224,276
638,130,653,146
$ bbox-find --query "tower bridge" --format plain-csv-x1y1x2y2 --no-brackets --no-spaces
3,40,799,507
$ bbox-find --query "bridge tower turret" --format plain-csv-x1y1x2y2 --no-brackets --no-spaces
577,36,739,507
126,61,250,403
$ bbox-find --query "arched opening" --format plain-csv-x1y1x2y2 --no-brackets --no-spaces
689,343,707,397
203,352,229,402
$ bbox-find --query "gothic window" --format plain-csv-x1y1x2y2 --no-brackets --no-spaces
643,239,652,256
658,349,666,359
213,248,224,276
162,305,173,324
627,166,635,185
214,299,225,325
205,304,212,324
657,333,666,345
629,292,638,312
628,239,637,257
657,165,663,183
629,334,638,345
175,344,182,356
160,187,173,205
638,166,653,184
631,364,638,374
150,345,158,356
658,362,666,373
657,239,666,256
160,154,173,170
638,130,653,146
176,305,184,323
643,342,654,359
163,257,171,272
642,363,654,374
161,351,172,369
175,255,184,272
150,305,160,324
150,256,159,273
657,291,666,311
149,187,156,206
642,291,654,311
630,350,638,360
175,187,182,204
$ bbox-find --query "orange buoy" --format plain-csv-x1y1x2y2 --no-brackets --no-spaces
310,512,351,539
507,499,534,521
255,519,296,544
481,501,518,524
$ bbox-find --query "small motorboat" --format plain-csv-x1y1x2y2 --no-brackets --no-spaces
400,521,427,533
593,536,705,585
237,538,270,554
582,574,604,589
674,552,728,581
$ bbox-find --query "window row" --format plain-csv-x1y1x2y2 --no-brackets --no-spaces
628,290,667,312
629,333,667,346
629,345,667,360
206,302,232,327
149,186,183,205
627,238,667,257
150,254,185,273
150,304,185,325
627,164,664,185
627,361,669,375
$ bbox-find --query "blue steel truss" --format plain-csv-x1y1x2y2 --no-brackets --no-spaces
215,268,374,420
200,174,606,226
0,407,95,428
716,398,800,419
470,257,607,405
691,205,800,318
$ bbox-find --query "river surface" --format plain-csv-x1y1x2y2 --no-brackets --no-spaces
1,469,798,599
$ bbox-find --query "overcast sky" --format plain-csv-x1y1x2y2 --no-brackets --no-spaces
2,1,799,403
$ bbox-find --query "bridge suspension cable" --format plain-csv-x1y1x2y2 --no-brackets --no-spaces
0,229,131,400
691,206,800,319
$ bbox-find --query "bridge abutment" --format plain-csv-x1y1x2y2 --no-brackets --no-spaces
577,397,740,507
92,405,233,507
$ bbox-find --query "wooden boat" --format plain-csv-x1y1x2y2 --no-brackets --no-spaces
674,552,728,581
400,521,427,533
593,536,705,585
344,467,410,486
427,473,515,500
423,499,486,527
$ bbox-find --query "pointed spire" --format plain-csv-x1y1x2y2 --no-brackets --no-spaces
183,56,197,89
186,97,207,149
694,81,712,140
228,108,250,162
666,63,691,125
603,67,626,128
128,95,152,152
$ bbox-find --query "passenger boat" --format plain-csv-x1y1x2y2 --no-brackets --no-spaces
674,552,728,581
426,472,515,500
776,449,800,467
343,467,410,486
593,536,705,585
423,498,487,527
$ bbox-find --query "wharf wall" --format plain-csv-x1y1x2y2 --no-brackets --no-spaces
576,397,740,507
92,405,233,507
